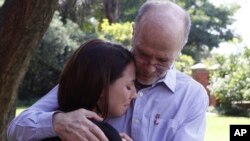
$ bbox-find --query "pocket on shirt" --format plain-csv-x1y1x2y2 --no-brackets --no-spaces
147,117,179,141
145,100,180,141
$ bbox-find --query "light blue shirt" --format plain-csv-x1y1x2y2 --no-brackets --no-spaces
7,68,209,141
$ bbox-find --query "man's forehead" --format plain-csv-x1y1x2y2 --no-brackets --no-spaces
134,21,185,52
135,41,176,58
134,35,181,60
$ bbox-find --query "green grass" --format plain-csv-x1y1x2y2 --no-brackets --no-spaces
16,107,26,116
205,113,250,141
15,108,249,141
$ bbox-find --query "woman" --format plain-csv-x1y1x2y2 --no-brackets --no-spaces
43,39,136,141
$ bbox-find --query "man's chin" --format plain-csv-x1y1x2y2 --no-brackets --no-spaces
137,77,155,85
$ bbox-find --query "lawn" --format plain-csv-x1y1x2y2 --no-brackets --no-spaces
205,113,250,141
15,108,249,141
16,107,26,116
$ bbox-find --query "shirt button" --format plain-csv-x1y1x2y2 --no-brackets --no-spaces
138,92,143,97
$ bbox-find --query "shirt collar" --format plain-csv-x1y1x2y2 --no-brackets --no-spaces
153,67,176,93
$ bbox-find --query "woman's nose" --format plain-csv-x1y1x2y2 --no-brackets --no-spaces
131,87,137,99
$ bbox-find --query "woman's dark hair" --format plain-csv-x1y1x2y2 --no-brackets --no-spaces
58,39,133,118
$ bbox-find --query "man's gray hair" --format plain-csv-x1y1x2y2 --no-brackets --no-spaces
134,0,191,46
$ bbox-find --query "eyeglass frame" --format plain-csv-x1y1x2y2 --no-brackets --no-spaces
131,47,173,72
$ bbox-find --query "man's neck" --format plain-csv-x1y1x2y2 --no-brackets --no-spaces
135,80,152,91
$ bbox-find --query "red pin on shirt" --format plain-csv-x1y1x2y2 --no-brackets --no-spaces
154,113,160,125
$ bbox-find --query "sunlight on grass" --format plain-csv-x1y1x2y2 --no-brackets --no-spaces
205,113,250,141
16,107,26,116
0,0,3,6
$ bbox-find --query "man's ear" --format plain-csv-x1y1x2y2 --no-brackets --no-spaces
132,23,135,37
131,23,135,47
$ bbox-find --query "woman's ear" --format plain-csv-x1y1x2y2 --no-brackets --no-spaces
99,90,105,99
96,91,105,114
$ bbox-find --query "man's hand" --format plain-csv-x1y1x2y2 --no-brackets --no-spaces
53,108,108,141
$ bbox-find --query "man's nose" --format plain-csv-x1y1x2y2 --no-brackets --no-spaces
145,64,157,73
144,59,157,72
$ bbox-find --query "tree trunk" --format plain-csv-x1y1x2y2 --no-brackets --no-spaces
59,0,77,24
103,0,119,23
0,0,58,140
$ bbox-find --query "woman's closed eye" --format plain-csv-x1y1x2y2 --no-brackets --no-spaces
126,86,132,90
126,83,134,90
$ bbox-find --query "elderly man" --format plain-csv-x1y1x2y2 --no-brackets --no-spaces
8,1,208,141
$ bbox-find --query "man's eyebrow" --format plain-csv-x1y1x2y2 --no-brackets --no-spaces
136,46,149,55
157,57,169,62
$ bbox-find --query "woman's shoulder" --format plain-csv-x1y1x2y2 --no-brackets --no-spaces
92,120,122,141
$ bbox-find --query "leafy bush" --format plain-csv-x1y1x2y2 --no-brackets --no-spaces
175,54,195,75
215,104,249,117
98,19,133,47
206,47,250,116
18,11,87,100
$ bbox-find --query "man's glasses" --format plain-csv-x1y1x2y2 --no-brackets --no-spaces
132,48,172,72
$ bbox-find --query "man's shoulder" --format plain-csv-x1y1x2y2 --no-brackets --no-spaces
175,70,208,104
175,70,206,90
175,70,195,83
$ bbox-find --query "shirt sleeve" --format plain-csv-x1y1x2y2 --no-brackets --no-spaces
173,86,209,141
7,85,60,141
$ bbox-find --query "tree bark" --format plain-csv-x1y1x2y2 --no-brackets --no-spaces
103,0,119,23
59,0,77,24
0,0,58,140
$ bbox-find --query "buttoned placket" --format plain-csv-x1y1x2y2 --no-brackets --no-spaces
131,89,145,141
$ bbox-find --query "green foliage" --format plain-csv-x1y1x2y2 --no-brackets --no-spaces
18,0,240,102
58,0,239,62
39,11,85,68
98,19,133,47
175,54,195,75
119,0,146,22
177,0,240,62
18,11,87,100
58,0,105,25
206,47,250,116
